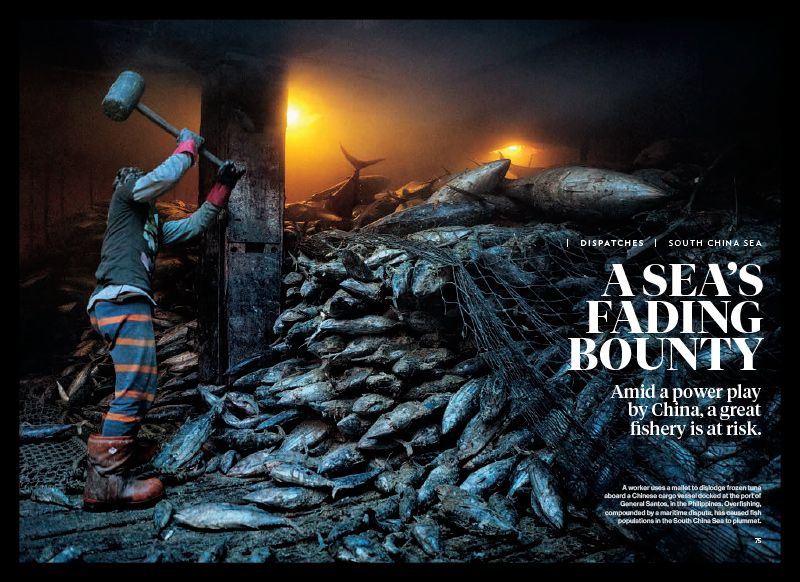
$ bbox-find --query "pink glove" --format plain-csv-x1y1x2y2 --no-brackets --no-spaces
173,139,198,166
206,182,232,208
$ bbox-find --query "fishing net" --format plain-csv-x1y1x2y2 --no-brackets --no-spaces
299,199,780,562
19,398,86,493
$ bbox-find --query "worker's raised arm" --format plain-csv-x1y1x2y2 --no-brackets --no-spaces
161,160,245,245
131,129,204,203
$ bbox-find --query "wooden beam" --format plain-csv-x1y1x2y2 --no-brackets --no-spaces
197,56,286,383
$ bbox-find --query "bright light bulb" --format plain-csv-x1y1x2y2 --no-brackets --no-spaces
287,104,300,127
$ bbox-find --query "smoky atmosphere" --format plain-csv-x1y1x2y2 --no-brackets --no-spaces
20,20,779,262
19,20,781,566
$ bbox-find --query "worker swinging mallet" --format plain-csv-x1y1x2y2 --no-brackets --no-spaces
83,70,245,510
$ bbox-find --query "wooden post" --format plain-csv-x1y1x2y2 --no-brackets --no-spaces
197,56,286,383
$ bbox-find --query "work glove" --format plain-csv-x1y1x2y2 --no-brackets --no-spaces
173,128,205,165
206,161,246,208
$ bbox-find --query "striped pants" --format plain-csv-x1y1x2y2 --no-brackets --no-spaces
89,297,157,437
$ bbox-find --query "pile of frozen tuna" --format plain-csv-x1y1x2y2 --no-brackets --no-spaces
284,145,679,240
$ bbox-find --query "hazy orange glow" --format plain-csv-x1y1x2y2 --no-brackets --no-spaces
490,142,539,167
283,65,577,203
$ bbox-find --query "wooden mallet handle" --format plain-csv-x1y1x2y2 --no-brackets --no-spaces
135,103,224,167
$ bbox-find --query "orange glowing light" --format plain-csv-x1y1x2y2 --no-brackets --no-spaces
490,142,539,167
287,104,301,128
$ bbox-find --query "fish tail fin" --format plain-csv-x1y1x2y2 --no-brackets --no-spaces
340,144,385,171
331,486,340,499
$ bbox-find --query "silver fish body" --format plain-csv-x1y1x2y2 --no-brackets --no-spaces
329,336,389,362
310,316,399,343
527,457,565,530
279,420,332,453
375,461,426,494
220,450,239,474
260,359,314,386
427,159,510,204
459,457,516,498
244,486,328,510
417,460,460,508
365,247,409,268
214,429,282,453
276,381,337,406
391,348,456,378
478,374,507,422
441,378,483,436
352,394,396,417
337,413,373,438
397,484,417,521
308,399,356,423
221,410,271,430
323,289,368,319
48,546,84,563
175,502,299,531
463,428,534,471
435,484,516,537
30,486,81,509
228,450,314,478
501,166,672,222
318,443,366,475
400,424,441,454
334,367,373,393
330,464,385,498
153,405,220,473
457,414,503,461
225,392,260,417
410,522,441,556
488,493,518,527
269,462,335,489
254,409,303,431
153,500,174,535
307,335,347,358
335,535,392,563
404,374,465,400
574,370,612,423
19,423,75,443
270,368,327,393
339,278,383,303
362,200,495,236
361,401,429,443
410,260,451,298
507,457,534,498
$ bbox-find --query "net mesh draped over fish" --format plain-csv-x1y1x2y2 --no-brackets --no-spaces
299,204,780,563
19,399,86,493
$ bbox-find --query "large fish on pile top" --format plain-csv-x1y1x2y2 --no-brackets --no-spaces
501,166,673,222
284,145,387,227
327,145,386,218
361,159,512,235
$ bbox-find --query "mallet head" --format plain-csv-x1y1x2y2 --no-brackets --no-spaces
102,71,145,122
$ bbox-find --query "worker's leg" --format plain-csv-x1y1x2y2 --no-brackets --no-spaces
84,297,163,509
91,298,157,437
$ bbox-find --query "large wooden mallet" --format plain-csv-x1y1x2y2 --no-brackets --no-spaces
102,70,224,167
